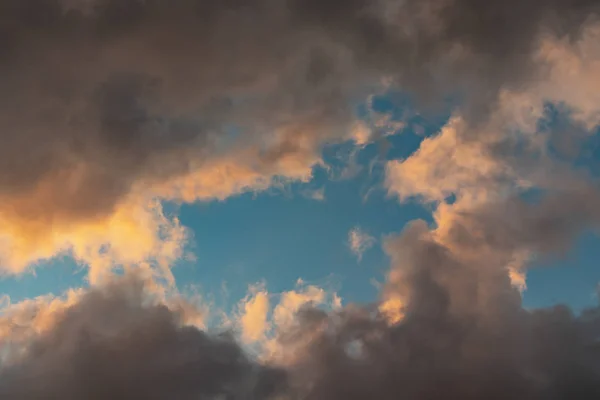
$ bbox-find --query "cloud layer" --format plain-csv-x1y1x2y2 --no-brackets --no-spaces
0,275,286,399
2,0,600,399
1,0,599,276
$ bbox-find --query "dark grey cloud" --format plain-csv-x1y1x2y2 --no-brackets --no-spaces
1,0,598,224
2,229,599,400
272,220,600,400
444,187,600,257
0,275,286,400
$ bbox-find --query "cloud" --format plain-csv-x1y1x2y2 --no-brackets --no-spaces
355,13,600,399
0,274,286,400
3,1,600,399
301,186,326,201
2,262,600,400
348,227,376,261
349,121,374,146
261,7,600,399
0,275,352,398
378,292,405,325
384,22,600,291
0,289,84,365
385,116,511,204
264,280,350,365
239,286,271,344
232,279,343,362
0,275,209,365
2,0,599,279
273,284,327,330
0,198,188,286
277,225,600,400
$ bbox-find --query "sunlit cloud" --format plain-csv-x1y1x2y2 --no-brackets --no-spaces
2,1,600,398
239,285,271,344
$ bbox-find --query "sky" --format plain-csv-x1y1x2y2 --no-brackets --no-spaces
1,1,600,399
2,95,599,313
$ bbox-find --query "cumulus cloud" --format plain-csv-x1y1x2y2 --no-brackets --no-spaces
239,286,270,344
2,266,600,400
235,280,342,353
2,0,599,278
3,0,600,399
273,284,328,331
272,3,600,399
348,227,376,261
0,274,286,400
0,289,83,364
273,226,600,400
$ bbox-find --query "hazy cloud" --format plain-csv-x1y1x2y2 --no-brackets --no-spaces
348,227,376,261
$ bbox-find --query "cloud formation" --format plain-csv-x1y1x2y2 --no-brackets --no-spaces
0,275,286,400
348,227,376,261
274,224,600,400
2,0,600,276
2,0,600,399
235,280,341,352
239,287,270,344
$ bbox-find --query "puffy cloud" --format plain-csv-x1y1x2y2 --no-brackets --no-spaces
0,198,187,285
348,227,376,261
233,280,343,364
0,0,350,276
353,11,600,400
0,274,286,400
384,18,600,305
3,1,600,399
0,289,83,365
273,284,328,331
2,0,600,278
275,6,600,400
384,20,600,294
378,292,405,325
0,275,209,364
385,117,510,204
349,121,373,146
239,287,271,344
3,263,600,400
277,229,600,400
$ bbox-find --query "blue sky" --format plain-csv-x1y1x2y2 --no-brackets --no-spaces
2,93,599,316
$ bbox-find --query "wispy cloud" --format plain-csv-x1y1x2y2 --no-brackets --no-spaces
348,227,376,261
301,186,326,201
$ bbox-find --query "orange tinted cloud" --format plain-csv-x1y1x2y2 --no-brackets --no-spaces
240,288,271,344
0,131,325,281
0,195,187,284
